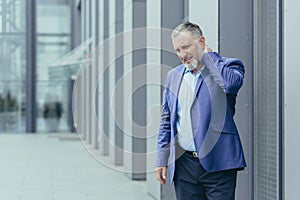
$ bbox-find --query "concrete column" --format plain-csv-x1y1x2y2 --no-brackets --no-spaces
114,0,124,165
86,0,92,145
83,0,89,141
108,0,116,163
131,0,147,180
123,0,134,177
91,0,100,148
97,0,106,154
159,0,184,198
102,0,110,155
123,0,147,180
146,0,162,198
81,0,86,43
284,0,300,199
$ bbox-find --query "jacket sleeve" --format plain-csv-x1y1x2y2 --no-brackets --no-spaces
203,52,245,94
156,73,172,167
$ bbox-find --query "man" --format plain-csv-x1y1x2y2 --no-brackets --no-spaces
155,22,246,199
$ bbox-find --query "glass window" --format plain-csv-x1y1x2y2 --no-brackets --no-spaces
36,0,71,132
0,0,26,133
36,0,70,34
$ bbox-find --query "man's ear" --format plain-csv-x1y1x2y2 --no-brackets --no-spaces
199,36,206,48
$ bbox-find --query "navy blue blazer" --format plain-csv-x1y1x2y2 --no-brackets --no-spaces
156,52,247,183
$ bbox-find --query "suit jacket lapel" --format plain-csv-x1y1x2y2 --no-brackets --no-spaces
172,65,186,112
193,67,208,101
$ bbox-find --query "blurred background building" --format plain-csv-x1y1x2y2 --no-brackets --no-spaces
0,0,299,199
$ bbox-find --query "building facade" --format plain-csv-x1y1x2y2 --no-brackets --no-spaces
1,0,299,199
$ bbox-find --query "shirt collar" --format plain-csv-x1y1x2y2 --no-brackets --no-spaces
184,66,205,75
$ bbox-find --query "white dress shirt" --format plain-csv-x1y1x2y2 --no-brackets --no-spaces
176,67,204,151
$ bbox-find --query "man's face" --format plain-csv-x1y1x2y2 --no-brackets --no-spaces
172,31,205,70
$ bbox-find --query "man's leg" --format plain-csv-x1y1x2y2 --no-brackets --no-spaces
201,169,237,200
174,151,207,200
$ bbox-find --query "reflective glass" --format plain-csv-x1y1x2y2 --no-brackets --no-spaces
36,0,70,34
37,80,69,132
36,0,71,132
0,0,26,133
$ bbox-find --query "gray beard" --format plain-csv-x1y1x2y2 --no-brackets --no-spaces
184,59,198,70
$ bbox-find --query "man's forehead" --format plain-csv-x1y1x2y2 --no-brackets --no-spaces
172,32,194,44
173,30,193,39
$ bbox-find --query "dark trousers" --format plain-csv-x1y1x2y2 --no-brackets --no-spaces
174,148,237,200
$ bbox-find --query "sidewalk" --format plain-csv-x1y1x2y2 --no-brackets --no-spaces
0,133,154,200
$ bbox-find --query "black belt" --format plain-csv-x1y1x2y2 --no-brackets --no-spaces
176,144,198,158
185,150,198,158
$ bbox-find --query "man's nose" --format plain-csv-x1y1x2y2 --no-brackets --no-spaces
179,51,187,59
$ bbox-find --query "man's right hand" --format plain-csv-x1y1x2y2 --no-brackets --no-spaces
155,166,167,185
204,44,212,53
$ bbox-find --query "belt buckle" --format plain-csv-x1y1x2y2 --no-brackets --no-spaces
192,151,198,158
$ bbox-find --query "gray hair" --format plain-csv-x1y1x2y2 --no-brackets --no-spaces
171,22,203,39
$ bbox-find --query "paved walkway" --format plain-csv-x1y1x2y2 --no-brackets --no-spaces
0,133,154,200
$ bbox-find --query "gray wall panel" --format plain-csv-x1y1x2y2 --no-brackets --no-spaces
114,0,124,165
284,0,300,199
131,0,147,180
102,0,109,155
254,0,282,199
70,0,81,49
160,0,185,199
219,1,253,200
92,0,99,149
161,0,184,81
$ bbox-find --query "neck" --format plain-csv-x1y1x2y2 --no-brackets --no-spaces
192,63,204,74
